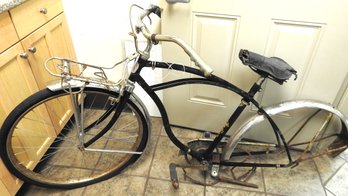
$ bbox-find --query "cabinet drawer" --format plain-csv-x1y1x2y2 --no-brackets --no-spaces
10,0,63,39
0,11,19,53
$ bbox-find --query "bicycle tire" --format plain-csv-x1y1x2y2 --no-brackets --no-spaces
0,87,149,189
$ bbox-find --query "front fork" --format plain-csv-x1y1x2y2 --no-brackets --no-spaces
67,80,136,149
67,82,86,149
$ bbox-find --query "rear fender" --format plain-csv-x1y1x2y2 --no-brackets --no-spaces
222,100,348,160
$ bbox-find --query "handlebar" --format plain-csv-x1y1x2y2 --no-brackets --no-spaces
132,4,214,77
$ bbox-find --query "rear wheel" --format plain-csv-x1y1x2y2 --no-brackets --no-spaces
223,105,348,166
0,87,149,189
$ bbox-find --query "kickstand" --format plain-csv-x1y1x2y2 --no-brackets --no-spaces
169,162,211,189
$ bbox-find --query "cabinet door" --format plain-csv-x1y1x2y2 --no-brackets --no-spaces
21,13,77,90
0,43,56,193
9,0,64,39
0,180,11,196
0,11,19,53
21,13,76,134
0,159,20,196
0,107,20,196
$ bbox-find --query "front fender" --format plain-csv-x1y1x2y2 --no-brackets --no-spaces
222,100,348,160
46,80,120,92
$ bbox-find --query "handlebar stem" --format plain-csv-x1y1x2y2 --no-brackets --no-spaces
134,5,214,77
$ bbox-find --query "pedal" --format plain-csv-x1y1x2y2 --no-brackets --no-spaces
169,163,179,189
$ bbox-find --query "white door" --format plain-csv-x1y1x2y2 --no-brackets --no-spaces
160,0,348,132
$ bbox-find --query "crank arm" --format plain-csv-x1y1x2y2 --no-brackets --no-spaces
169,163,179,189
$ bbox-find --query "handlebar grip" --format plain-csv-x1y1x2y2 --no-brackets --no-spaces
194,58,214,77
184,45,214,77
147,4,161,18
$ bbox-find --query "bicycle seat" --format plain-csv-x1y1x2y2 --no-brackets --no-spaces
239,49,297,84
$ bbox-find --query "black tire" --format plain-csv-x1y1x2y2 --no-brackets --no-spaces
0,87,149,189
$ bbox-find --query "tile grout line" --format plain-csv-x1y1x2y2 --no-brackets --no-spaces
146,174,267,195
260,164,268,195
322,161,346,186
80,186,87,196
312,159,329,196
82,119,120,196
207,183,267,195
147,175,210,187
203,172,207,196
325,187,336,196
142,125,163,196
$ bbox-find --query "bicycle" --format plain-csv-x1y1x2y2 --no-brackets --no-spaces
1,4,348,189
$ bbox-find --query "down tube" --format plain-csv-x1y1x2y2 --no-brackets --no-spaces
133,74,190,154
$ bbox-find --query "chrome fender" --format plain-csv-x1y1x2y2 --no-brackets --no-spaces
222,100,348,160
46,80,152,151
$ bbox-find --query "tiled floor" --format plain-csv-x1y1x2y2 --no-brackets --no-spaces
20,117,348,196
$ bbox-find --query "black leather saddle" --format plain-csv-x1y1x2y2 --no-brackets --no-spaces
239,49,297,84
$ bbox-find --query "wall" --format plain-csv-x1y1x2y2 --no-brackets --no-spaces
61,0,162,116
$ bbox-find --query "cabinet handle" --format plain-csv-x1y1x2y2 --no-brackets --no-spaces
28,47,37,53
19,53,29,59
40,8,48,14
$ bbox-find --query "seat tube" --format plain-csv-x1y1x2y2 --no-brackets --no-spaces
204,77,265,158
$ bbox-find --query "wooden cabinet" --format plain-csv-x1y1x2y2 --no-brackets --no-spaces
0,44,40,113
9,0,64,39
0,11,18,53
0,43,58,167
0,110,16,196
22,14,76,89
21,13,76,135
0,43,39,195
0,0,76,194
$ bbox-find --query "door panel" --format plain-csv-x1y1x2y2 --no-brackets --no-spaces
337,74,348,116
190,13,239,107
160,0,348,132
260,20,325,105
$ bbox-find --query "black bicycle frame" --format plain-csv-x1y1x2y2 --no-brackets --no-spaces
129,58,294,168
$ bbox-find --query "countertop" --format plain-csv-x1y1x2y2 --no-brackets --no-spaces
0,0,27,13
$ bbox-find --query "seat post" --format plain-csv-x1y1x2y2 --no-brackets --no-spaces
248,77,266,98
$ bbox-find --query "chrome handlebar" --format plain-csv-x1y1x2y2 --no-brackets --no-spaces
133,4,213,77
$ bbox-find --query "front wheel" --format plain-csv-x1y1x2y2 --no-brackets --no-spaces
0,87,149,189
